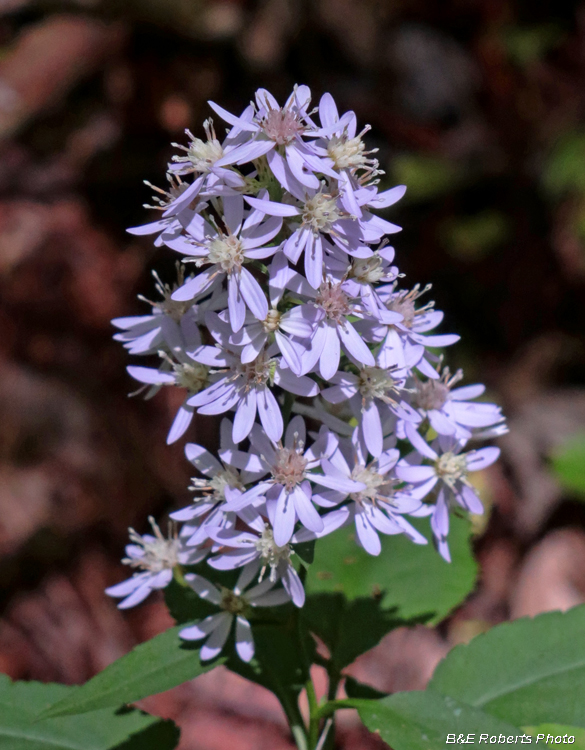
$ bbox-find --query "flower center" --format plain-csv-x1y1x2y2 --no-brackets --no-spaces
220,588,247,615
358,367,401,402
207,235,245,273
254,526,292,581
350,255,385,285
435,452,468,488
172,120,224,174
125,519,179,574
327,134,368,171
301,193,341,234
315,282,352,323
413,380,450,411
386,295,416,328
261,108,304,145
350,465,395,505
190,467,243,501
263,308,282,332
271,447,308,491
174,362,209,393
237,352,273,389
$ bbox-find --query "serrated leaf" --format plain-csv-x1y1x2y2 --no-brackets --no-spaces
551,434,585,497
355,691,522,750
305,516,476,623
429,606,585,728
0,674,179,750
41,626,224,718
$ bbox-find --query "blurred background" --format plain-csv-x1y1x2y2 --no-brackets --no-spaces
1,0,585,747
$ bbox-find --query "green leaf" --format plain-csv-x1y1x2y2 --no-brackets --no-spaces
551,434,585,497
305,516,476,624
344,676,388,701
355,691,522,750
0,674,179,750
41,626,224,718
303,593,423,671
228,620,312,697
429,606,585,728
525,725,585,749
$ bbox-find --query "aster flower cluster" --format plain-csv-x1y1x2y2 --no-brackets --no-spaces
108,86,507,664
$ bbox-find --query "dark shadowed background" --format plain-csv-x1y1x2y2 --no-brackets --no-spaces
1,1,585,748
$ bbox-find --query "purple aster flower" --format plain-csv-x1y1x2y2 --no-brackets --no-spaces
127,349,210,445
188,336,319,443
404,367,506,440
221,416,365,546
245,189,364,289
208,86,326,191
321,365,421,457
171,418,265,548
112,265,226,357
105,517,203,610
229,305,316,376
168,118,247,192
126,173,205,247
207,513,306,607
283,273,376,379
313,431,428,555
396,433,500,561
167,194,282,332
179,568,290,662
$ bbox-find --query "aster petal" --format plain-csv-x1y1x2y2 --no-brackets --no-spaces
239,267,269,321
200,612,233,661
292,485,323,533
185,443,222,476
185,573,223,604
273,487,297,546
245,195,299,217
280,564,305,607
274,330,303,375
304,233,323,290
319,325,340,380
458,483,484,514
172,267,218,301
337,321,375,366
235,616,255,662
180,612,226,641
355,510,382,555
428,409,457,436
228,275,246,333
361,400,383,457
257,386,284,442
127,366,175,385
233,389,258,444
273,367,319,397
465,446,500,471
167,402,194,444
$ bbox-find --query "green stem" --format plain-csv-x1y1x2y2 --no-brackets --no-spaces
275,689,309,750
305,678,320,749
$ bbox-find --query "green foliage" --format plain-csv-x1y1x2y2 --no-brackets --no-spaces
348,606,585,749
305,516,477,624
551,433,585,498
391,154,461,202
440,210,510,261
355,691,522,750
525,726,585,748
503,24,563,67
303,593,424,672
542,131,585,198
429,606,585,728
0,674,179,750
41,626,223,719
